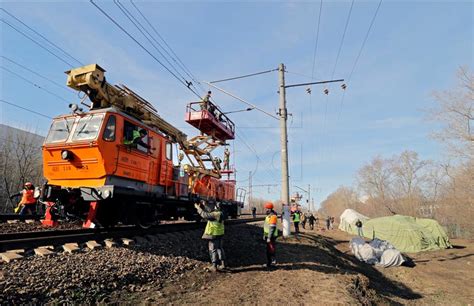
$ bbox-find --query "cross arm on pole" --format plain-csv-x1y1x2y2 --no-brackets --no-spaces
285,79,344,89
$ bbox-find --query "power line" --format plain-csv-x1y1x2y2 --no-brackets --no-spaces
0,8,84,66
129,0,203,91
89,0,202,100
0,99,53,119
113,0,189,85
338,0,383,117
1,56,72,94
330,0,355,79
209,68,278,84
310,0,323,80
1,66,69,104
348,0,383,81
0,19,75,67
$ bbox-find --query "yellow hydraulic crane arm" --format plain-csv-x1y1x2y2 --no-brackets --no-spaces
65,64,187,143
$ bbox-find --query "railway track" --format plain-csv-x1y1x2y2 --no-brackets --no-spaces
0,213,41,222
0,217,265,252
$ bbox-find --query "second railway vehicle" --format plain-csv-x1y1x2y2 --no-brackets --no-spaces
41,64,244,228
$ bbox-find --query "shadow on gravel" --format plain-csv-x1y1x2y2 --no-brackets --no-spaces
137,224,422,303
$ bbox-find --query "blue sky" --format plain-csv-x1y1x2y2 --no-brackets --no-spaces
1,0,472,208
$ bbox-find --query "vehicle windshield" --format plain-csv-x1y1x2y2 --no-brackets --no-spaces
45,118,75,143
71,114,104,141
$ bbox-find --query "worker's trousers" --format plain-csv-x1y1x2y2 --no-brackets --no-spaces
208,237,225,266
357,227,364,237
294,222,300,234
266,237,276,265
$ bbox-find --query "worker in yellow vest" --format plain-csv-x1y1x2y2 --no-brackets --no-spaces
263,202,278,268
195,200,227,272
292,209,301,236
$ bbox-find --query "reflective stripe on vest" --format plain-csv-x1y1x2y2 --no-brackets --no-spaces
204,211,224,236
20,190,36,204
264,214,278,237
293,212,301,222
124,130,141,145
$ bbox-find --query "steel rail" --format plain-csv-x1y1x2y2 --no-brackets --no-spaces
0,217,264,252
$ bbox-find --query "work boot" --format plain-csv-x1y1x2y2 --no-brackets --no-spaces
218,261,230,272
209,264,218,272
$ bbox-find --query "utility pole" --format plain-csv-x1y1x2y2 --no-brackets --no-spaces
308,184,311,212
248,171,252,212
279,63,291,237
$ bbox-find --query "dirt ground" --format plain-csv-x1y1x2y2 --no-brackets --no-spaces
113,221,473,305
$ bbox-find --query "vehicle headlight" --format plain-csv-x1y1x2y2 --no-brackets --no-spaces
61,150,74,161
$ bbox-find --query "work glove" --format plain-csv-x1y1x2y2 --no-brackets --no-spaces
194,203,200,210
262,235,266,241
266,237,272,243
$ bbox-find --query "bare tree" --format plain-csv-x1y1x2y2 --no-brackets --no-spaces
357,156,396,214
430,66,474,159
0,127,43,212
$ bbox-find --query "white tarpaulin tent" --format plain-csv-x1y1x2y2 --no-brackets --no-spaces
338,209,369,235
350,237,406,267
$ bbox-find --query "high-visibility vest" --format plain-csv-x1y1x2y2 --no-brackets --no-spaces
204,211,224,236
293,212,301,223
20,189,36,205
264,213,278,237
124,130,141,145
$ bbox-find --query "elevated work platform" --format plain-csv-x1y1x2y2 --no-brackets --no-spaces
185,102,235,141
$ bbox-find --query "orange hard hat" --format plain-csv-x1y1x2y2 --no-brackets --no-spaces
264,202,274,209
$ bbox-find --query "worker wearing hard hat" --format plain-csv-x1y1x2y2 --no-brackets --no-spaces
263,202,278,268
10,182,37,215
194,200,227,272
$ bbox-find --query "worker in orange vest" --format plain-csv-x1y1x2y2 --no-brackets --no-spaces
11,182,37,215
263,202,278,268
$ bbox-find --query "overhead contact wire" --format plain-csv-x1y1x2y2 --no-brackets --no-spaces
0,8,84,66
114,0,189,85
0,19,75,67
1,66,70,104
89,0,202,100
0,99,53,119
130,0,203,91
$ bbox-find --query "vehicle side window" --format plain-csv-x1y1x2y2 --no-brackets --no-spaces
123,120,148,153
166,142,172,160
103,115,116,142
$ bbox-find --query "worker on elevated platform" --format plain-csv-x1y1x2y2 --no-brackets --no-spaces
223,148,230,170
11,182,37,215
201,91,212,110
263,202,278,268
195,200,227,272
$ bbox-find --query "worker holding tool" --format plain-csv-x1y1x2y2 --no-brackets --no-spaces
11,182,37,215
263,202,278,268
194,200,227,272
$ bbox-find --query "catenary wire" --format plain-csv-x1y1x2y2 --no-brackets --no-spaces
89,0,202,100
0,19,75,67
129,0,204,92
0,8,84,66
330,0,355,79
1,56,73,94
338,0,383,118
0,99,53,119
114,0,189,85
1,66,70,104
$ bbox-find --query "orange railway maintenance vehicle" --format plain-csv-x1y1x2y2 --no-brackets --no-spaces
41,64,244,228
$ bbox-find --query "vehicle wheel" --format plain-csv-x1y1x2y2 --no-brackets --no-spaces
135,203,156,229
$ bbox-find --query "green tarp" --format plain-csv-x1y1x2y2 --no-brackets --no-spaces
360,215,452,253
